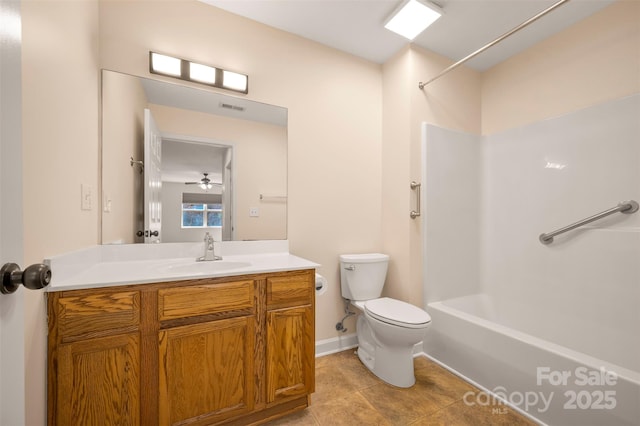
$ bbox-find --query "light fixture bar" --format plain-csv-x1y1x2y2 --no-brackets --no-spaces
149,51,248,94
385,0,442,41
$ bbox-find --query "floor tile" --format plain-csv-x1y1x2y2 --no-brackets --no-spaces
411,361,477,407
327,349,388,391
409,399,538,426
310,391,392,426
359,380,442,425
310,365,356,406
264,349,537,426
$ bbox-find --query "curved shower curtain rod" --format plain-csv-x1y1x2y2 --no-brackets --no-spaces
418,0,571,89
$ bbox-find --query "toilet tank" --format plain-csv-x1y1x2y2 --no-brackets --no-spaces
339,253,389,301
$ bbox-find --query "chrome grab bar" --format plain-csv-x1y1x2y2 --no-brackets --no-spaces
539,200,639,245
410,181,421,219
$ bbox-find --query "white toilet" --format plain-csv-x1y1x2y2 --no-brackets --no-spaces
340,253,431,388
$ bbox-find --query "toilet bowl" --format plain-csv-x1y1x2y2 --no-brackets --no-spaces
340,254,431,388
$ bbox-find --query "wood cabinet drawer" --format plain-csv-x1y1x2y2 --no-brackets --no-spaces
158,280,255,321
57,290,140,341
267,274,313,308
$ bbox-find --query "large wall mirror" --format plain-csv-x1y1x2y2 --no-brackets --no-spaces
101,70,288,244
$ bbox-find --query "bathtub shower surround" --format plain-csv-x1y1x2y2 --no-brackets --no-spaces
423,94,640,426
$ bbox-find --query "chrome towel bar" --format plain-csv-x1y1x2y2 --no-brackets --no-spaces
539,200,639,245
410,181,421,219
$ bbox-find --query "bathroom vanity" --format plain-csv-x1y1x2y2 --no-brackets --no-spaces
45,243,317,425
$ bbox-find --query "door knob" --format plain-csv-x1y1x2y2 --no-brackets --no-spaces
1,263,52,295
140,230,159,238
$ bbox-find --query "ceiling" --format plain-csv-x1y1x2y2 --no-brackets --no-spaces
201,0,614,71
161,138,227,185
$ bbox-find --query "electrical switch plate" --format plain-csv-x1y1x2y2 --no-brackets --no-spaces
81,184,92,211
249,207,259,217
103,194,112,213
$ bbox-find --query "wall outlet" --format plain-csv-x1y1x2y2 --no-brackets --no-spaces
81,184,92,211
249,207,259,217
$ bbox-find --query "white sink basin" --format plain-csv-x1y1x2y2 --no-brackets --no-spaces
161,260,252,275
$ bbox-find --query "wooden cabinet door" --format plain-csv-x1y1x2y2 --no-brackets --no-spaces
266,305,314,404
158,316,255,426
55,333,140,425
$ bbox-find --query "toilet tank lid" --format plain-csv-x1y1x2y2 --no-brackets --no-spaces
339,253,389,263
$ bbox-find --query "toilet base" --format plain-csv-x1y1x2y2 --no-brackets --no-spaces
357,344,416,388
355,315,418,388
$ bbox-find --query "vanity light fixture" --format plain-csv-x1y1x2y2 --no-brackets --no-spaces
189,62,217,85
222,70,248,92
384,0,443,40
149,51,248,94
149,52,181,76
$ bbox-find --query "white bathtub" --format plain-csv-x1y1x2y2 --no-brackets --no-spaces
424,294,640,426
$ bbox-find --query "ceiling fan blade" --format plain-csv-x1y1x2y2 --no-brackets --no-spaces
183,173,222,186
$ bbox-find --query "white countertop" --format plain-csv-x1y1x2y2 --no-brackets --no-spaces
45,241,319,291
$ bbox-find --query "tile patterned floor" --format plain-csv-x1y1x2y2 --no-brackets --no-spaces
265,349,538,426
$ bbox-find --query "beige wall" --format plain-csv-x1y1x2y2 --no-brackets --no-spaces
19,0,639,422
482,0,640,135
149,104,287,241
99,0,383,343
102,69,147,244
21,0,100,424
381,45,481,307
382,0,640,309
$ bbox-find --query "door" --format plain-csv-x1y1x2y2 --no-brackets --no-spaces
0,0,26,423
144,108,162,243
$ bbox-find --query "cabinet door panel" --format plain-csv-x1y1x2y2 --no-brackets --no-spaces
158,317,255,426
56,333,140,425
266,305,314,404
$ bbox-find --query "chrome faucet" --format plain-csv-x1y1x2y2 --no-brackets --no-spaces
197,232,222,261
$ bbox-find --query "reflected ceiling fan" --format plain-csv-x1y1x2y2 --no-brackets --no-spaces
184,173,221,190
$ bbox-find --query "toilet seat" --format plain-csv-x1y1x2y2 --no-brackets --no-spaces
364,297,431,329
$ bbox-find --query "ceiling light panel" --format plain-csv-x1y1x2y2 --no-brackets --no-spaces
385,0,443,40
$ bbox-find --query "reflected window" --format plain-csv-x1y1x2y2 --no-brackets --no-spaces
182,193,222,228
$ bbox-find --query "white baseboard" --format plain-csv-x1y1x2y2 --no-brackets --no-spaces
315,335,425,358
413,348,427,358
315,333,358,357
